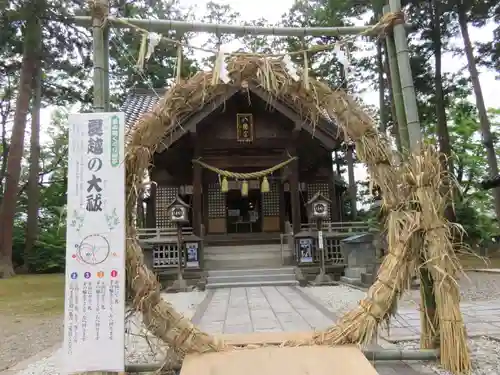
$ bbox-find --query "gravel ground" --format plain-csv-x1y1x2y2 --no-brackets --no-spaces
299,284,366,317
399,271,500,309
397,337,500,375
300,271,500,315
5,291,206,375
0,315,63,373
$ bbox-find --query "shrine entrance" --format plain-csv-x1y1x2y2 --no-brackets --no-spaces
226,188,262,234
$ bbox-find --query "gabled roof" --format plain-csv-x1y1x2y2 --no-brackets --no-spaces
125,56,371,153
121,88,165,129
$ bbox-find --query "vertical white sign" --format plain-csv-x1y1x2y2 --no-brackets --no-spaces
318,230,324,249
63,112,126,374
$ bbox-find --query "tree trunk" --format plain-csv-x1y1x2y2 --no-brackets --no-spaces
24,53,42,270
0,11,40,278
458,5,500,222
432,0,452,168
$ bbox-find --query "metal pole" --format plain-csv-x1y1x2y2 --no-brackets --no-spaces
124,349,440,372
388,0,422,152
92,0,109,112
383,5,409,153
73,16,414,37
177,223,184,282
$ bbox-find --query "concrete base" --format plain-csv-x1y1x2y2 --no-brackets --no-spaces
344,267,366,279
340,276,364,288
313,272,332,285
168,276,191,292
360,272,374,286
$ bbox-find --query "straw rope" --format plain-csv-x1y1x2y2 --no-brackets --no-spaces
192,157,296,179
123,55,471,374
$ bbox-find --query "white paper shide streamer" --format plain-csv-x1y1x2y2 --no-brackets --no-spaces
146,32,162,61
283,54,299,81
334,42,351,78
213,44,231,84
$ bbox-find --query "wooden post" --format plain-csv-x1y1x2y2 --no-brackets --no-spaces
346,144,357,220
328,154,340,222
146,182,157,228
192,135,202,236
289,130,301,234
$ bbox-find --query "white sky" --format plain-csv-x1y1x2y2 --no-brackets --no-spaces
40,0,500,200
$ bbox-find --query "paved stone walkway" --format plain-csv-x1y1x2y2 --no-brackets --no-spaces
194,286,433,375
197,286,332,334
382,300,500,341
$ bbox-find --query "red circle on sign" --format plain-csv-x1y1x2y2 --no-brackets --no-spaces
111,270,118,278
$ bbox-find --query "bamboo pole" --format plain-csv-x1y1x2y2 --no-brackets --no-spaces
92,0,108,112
73,16,414,37
78,2,116,375
383,5,409,153
387,0,437,350
388,0,422,151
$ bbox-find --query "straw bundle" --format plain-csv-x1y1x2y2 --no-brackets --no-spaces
404,147,470,374
123,55,469,373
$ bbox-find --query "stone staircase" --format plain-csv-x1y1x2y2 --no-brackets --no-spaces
203,243,297,288
204,243,285,270
206,267,298,289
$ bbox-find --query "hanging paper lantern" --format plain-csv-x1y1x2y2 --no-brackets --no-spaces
221,176,229,193
241,180,249,197
261,176,270,193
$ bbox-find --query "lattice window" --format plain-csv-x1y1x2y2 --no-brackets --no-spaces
262,182,280,216
307,182,331,223
156,186,178,228
208,184,225,218
324,238,344,264
152,243,186,268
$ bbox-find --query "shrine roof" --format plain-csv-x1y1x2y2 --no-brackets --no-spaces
122,56,371,152
121,88,165,129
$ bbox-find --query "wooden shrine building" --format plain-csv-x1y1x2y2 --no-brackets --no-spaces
124,85,348,239
122,60,373,280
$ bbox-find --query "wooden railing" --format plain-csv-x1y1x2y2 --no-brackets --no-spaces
136,227,194,243
300,221,371,234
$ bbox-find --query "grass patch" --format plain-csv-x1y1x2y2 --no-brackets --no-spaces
459,252,500,269
0,274,64,317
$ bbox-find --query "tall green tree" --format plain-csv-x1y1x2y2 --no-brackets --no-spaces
455,0,500,223
0,0,43,278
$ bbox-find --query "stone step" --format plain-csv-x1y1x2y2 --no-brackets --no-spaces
204,259,283,270
207,273,296,284
208,267,295,277
204,245,282,255
204,252,282,261
206,280,299,289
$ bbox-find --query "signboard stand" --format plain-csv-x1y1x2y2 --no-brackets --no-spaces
63,112,126,374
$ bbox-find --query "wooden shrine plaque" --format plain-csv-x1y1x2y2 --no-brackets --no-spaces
180,345,379,375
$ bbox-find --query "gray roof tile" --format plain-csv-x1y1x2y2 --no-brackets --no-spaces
120,88,166,129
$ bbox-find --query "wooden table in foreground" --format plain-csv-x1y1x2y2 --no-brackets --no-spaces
180,332,380,375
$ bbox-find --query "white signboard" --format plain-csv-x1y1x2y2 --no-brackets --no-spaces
63,112,126,374
318,230,324,249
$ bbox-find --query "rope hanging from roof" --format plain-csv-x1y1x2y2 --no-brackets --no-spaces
192,157,297,196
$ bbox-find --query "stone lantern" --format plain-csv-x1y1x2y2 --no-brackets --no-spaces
166,196,190,291
306,192,332,284
306,192,331,224
166,195,190,224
